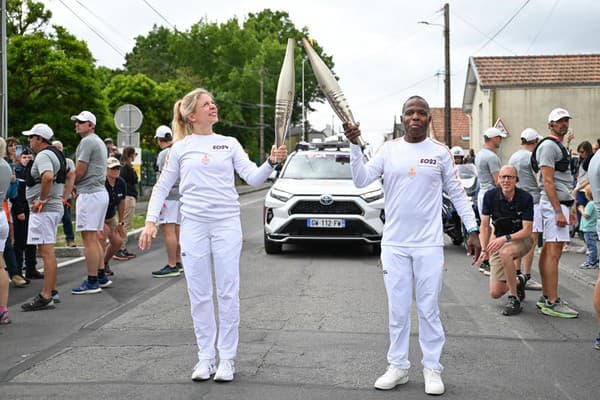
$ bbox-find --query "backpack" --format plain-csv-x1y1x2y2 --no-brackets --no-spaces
25,146,67,187
530,137,570,173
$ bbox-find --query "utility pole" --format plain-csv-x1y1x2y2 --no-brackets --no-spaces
1,0,7,139
259,68,265,163
301,58,306,142
444,3,451,147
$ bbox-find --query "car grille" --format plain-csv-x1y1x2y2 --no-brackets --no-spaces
290,200,363,215
277,219,378,237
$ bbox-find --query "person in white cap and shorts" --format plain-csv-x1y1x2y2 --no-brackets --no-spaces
70,111,111,294
19,124,66,311
151,125,183,278
508,128,544,291
535,107,579,318
475,127,506,274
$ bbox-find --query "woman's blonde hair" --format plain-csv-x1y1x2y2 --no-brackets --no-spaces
172,88,212,142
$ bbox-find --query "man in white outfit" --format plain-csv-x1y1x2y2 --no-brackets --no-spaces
343,96,481,395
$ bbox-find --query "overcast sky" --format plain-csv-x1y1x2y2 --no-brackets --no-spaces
45,0,599,142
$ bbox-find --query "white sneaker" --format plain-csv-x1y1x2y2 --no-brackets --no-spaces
191,359,216,381
374,364,409,390
423,367,445,395
214,359,235,382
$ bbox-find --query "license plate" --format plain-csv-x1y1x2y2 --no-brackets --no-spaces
307,218,346,228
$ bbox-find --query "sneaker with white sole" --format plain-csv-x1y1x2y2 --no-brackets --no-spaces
423,367,445,395
214,359,235,382
525,277,542,290
374,364,409,390
191,359,216,381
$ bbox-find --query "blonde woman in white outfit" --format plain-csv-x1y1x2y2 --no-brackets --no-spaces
139,88,287,383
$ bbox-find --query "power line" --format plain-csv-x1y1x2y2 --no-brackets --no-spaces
451,11,516,55
526,0,560,52
472,0,531,55
139,0,175,29
56,0,126,58
74,0,134,48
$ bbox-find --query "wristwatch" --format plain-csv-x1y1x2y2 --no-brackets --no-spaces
505,234,512,243
267,158,278,167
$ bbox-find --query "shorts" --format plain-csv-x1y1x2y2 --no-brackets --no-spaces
105,215,118,232
540,199,570,242
76,191,109,232
490,237,534,281
27,212,62,245
0,211,8,252
532,203,543,233
158,200,181,225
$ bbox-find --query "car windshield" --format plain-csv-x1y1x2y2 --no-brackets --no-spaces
282,152,352,179
456,164,477,179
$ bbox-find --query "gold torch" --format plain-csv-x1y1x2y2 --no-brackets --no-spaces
274,38,296,147
301,38,367,149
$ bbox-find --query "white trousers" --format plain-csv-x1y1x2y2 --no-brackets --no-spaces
180,216,243,361
381,245,445,371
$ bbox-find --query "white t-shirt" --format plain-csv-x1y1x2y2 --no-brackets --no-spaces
350,138,477,247
146,133,273,223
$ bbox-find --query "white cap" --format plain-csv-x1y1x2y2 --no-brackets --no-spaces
70,110,96,125
450,146,464,157
107,157,121,168
520,128,542,142
548,108,571,123
483,127,506,139
22,123,54,140
155,125,173,139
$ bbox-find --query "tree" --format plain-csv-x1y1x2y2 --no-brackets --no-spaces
124,9,335,161
7,27,107,150
6,0,51,37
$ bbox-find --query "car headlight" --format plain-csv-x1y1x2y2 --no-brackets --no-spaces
360,189,384,202
269,188,293,202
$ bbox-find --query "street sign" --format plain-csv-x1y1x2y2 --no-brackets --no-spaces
114,104,143,134
494,117,510,136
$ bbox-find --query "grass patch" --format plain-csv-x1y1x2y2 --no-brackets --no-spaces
55,213,146,247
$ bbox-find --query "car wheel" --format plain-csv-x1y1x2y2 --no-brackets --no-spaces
264,231,282,254
371,243,381,256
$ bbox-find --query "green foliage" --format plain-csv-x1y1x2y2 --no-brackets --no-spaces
6,0,51,36
7,27,108,151
5,6,336,160
124,9,334,160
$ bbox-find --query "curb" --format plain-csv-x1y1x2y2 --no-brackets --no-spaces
55,185,270,269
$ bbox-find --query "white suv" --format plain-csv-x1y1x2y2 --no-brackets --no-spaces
263,142,384,254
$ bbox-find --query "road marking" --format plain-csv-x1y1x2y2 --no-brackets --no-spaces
513,330,535,353
554,382,575,400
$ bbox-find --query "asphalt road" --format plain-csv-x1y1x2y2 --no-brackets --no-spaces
1,188,599,399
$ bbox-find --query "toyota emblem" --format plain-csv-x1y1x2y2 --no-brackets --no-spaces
319,194,334,206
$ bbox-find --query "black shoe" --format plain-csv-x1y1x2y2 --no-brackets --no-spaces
21,293,55,312
113,250,129,261
502,296,522,316
25,269,44,280
480,260,490,276
516,274,526,301
124,249,136,259
104,264,114,276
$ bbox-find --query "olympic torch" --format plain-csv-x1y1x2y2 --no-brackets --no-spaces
301,38,367,149
274,38,296,147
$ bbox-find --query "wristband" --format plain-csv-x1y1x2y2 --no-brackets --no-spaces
554,209,562,215
267,158,278,167
505,234,512,243
467,226,479,234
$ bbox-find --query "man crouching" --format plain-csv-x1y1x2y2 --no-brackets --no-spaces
477,165,534,316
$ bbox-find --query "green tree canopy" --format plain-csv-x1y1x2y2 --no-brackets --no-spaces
125,9,335,160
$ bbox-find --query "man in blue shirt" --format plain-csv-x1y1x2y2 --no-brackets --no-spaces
477,165,534,316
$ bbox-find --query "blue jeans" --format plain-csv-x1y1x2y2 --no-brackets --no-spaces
3,237,20,278
62,199,74,242
583,231,598,264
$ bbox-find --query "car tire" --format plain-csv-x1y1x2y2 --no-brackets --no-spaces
371,243,381,256
264,231,282,254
